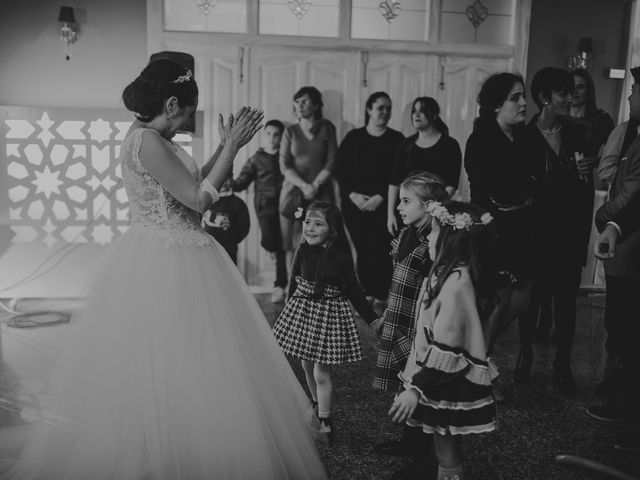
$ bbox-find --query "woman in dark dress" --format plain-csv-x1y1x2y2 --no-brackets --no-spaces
530,68,616,341
524,67,595,396
386,97,462,236
464,73,537,381
336,92,404,303
570,68,615,158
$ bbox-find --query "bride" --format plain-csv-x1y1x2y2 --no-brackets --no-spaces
2,59,327,480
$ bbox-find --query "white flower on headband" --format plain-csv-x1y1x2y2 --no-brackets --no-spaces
426,201,492,230
294,207,304,219
454,213,473,230
172,70,193,84
480,212,493,225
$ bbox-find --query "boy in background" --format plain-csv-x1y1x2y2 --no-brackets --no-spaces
231,119,287,303
202,173,250,265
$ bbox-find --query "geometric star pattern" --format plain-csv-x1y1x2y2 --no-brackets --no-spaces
2,107,201,248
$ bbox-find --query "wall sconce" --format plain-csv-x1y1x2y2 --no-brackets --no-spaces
568,37,593,70
58,6,78,61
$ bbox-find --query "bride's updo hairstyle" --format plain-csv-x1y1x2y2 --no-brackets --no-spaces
122,59,198,122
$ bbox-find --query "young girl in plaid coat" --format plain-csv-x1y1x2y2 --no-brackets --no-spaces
390,200,498,480
372,171,447,477
273,201,378,437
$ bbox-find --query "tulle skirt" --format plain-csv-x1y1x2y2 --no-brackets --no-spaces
1,227,327,480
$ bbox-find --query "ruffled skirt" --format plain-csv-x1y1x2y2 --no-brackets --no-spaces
1,226,327,480
400,341,499,436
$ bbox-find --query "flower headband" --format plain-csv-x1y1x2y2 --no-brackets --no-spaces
171,69,193,84
426,202,493,230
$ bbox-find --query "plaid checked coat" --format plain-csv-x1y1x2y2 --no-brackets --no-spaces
373,226,432,392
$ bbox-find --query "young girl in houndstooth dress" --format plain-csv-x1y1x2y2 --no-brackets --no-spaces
273,201,378,436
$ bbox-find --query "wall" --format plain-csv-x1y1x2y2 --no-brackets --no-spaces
0,0,147,297
525,0,629,121
0,0,147,108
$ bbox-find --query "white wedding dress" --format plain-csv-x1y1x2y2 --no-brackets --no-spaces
2,128,327,480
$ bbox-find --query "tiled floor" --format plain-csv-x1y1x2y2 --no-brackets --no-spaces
1,293,639,479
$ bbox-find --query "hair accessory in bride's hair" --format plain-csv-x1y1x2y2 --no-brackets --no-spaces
427,201,492,230
171,69,193,84
294,207,304,219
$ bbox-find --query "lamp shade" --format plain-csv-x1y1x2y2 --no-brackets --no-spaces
577,37,593,54
58,6,76,23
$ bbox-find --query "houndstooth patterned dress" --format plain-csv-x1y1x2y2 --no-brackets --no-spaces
274,277,362,364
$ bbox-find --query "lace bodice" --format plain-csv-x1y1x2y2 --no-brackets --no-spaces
120,128,214,246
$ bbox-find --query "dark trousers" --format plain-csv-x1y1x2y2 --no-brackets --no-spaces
604,274,640,406
533,260,582,366
258,214,287,288
342,200,393,300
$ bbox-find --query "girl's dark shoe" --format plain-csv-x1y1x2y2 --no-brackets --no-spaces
319,417,333,439
513,347,533,383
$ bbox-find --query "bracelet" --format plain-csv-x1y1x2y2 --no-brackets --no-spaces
200,179,220,204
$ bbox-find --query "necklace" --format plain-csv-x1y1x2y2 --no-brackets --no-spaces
536,122,562,136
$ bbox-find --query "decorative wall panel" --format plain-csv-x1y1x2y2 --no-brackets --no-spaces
351,0,430,41
258,0,339,37
164,0,248,33
440,0,515,45
1,106,201,249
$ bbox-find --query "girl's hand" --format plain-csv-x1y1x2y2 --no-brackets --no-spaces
387,215,398,236
388,389,420,424
219,107,264,151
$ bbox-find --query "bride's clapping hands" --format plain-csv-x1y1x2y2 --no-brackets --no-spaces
218,107,264,151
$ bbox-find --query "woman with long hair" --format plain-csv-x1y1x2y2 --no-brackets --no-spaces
387,97,461,237
570,68,615,156
336,91,404,304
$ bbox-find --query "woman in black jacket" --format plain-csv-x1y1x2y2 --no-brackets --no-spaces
464,72,537,378
524,67,595,396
